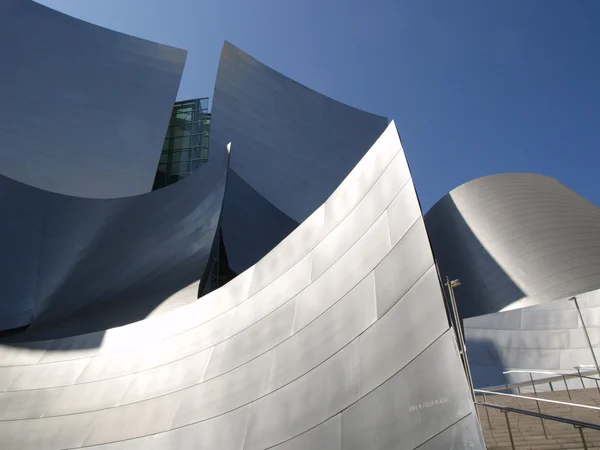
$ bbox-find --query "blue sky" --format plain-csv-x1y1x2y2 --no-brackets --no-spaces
37,0,600,211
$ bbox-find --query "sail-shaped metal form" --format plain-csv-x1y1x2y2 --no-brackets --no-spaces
211,42,389,273
426,173,600,318
0,123,483,449
0,0,186,198
0,142,229,339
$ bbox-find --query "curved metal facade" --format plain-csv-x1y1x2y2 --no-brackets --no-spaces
425,173,600,318
211,42,389,273
0,123,483,449
0,143,228,339
0,0,186,198
465,288,600,390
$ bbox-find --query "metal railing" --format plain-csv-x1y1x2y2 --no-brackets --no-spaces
476,400,600,450
476,387,600,442
480,367,600,397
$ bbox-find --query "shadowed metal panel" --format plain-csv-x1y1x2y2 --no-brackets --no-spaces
0,123,483,449
0,0,185,198
0,138,228,338
425,173,600,318
211,41,389,273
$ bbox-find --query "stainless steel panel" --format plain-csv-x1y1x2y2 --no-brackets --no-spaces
0,0,185,198
150,405,251,450
464,308,523,330
510,329,570,350
359,266,449,397
387,181,422,247
311,154,410,280
119,350,210,404
8,413,96,450
0,387,60,420
0,421,24,449
244,342,361,449
195,269,254,324
374,219,434,317
76,311,232,382
293,212,391,332
45,374,134,416
416,414,485,450
559,347,600,369
82,390,183,446
170,350,273,428
570,327,600,348
228,255,311,336
500,347,561,370
323,124,400,234
268,273,376,391
0,342,50,366
8,357,90,390
204,300,295,378
85,406,251,450
342,331,477,450
248,207,325,296
0,366,20,391
271,414,341,450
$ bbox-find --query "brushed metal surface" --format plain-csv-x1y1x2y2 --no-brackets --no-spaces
0,0,185,198
426,173,600,318
466,287,600,390
0,117,482,449
212,41,389,273
0,143,228,336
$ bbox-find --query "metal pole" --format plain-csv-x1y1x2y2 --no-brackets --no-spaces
529,373,548,439
576,367,587,389
570,296,600,378
576,425,589,450
503,410,516,450
563,374,572,401
445,277,477,405
482,394,492,429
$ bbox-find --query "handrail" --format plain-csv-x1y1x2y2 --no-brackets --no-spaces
474,389,600,412
503,368,600,382
482,367,600,393
476,401,600,431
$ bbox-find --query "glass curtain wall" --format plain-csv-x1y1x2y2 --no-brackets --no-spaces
153,98,210,189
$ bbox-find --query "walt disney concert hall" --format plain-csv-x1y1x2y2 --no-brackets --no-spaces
2,1,600,449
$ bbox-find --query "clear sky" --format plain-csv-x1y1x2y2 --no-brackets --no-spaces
37,0,600,212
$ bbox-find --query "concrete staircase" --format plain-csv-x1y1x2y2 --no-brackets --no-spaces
477,387,600,449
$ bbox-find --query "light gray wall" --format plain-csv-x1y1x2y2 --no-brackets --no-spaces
211,41,389,273
0,0,186,198
0,123,483,449
425,173,600,318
